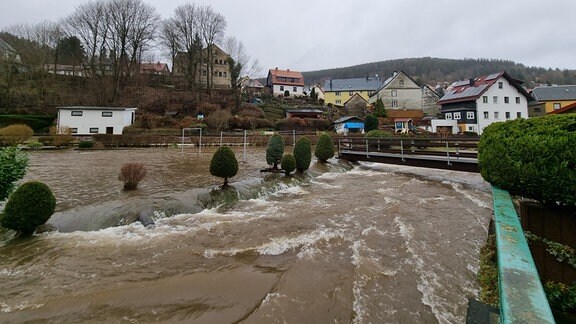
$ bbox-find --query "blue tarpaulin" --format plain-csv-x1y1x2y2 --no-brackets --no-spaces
344,122,364,129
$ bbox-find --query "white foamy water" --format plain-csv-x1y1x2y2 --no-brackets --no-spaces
0,150,492,323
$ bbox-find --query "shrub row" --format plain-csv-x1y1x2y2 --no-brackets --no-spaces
478,114,576,207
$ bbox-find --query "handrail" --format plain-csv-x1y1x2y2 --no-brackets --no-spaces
491,186,555,323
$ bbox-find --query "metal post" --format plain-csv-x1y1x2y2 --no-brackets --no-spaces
366,139,369,158
446,140,451,166
199,128,202,154
181,128,184,154
400,140,405,162
220,131,223,146
243,130,247,163
292,129,296,146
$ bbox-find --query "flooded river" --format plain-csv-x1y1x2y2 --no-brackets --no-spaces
0,147,493,323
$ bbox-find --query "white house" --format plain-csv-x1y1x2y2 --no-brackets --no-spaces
266,68,304,97
438,72,530,134
333,116,364,135
57,106,137,135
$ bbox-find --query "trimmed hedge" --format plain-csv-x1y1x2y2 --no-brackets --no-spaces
281,154,296,175
210,146,239,187
0,181,56,235
266,133,284,169
478,115,576,207
0,115,56,133
315,133,335,162
294,136,312,172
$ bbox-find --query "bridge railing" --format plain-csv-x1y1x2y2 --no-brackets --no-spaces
491,186,555,323
338,136,479,160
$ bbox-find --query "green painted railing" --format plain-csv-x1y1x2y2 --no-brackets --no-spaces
492,186,555,323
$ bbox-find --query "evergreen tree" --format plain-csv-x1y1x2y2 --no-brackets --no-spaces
373,98,387,117
281,154,296,175
315,133,334,162
293,136,312,172
364,115,379,132
210,146,239,187
1,181,56,235
266,133,284,169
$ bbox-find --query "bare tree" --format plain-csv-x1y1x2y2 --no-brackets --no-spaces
106,0,159,101
65,0,109,78
197,5,226,94
223,36,261,78
171,3,203,90
159,19,179,75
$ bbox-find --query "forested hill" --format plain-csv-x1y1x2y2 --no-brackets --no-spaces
301,57,576,87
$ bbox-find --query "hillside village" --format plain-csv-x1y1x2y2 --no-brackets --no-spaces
1,1,575,138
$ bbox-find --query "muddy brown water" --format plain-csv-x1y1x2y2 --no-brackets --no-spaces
0,147,492,323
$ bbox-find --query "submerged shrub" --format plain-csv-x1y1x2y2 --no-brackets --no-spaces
266,133,284,169
118,162,147,190
210,146,239,187
281,154,296,175
315,133,335,163
0,181,56,235
293,136,312,172
78,140,94,149
478,114,576,207
0,146,29,201
364,130,392,138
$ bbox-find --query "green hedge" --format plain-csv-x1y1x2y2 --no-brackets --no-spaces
0,115,56,133
478,115,576,207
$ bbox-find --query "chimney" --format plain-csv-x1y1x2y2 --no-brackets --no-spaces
275,67,278,70
287,68,290,72
469,78,475,86
329,79,333,90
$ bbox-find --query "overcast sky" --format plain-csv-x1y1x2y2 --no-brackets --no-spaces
1,0,575,77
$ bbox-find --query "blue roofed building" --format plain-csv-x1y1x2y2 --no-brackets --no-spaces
333,116,365,135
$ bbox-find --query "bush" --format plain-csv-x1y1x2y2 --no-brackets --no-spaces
315,133,335,162
294,136,312,172
210,146,239,187
0,181,56,235
478,114,576,207
0,124,34,146
281,154,296,175
0,146,28,201
78,140,94,149
118,163,147,190
266,133,285,169
365,130,392,138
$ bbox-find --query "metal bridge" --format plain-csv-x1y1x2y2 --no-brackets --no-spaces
337,136,479,172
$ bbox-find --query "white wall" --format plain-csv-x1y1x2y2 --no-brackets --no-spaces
272,84,303,97
58,108,136,135
431,119,459,134
476,77,529,134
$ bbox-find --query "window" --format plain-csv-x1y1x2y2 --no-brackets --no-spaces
218,72,223,77
71,111,83,116
454,112,461,120
494,112,499,119
391,90,397,97
223,72,227,77
482,96,488,103
553,103,561,110
293,87,297,92
202,70,207,76
534,107,541,112
445,113,453,120
335,91,341,96
280,86,284,91
504,97,509,104
102,111,113,117
498,81,503,89
483,111,489,119
391,100,398,107
493,96,498,104
468,126,475,131
467,111,475,119
517,112,522,118
399,79,404,86
89,127,99,134
515,97,521,104
335,99,341,104
505,112,511,119
70,128,78,134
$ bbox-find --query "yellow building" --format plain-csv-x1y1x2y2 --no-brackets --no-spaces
323,78,382,107
531,85,576,113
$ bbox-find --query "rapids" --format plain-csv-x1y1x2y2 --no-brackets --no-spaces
0,147,492,323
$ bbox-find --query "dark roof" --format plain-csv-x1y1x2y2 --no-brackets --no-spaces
322,77,382,92
343,93,368,105
532,85,576,101
547,102,576,114
58,106,137,111
285,109,323,113
438,71,530,105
